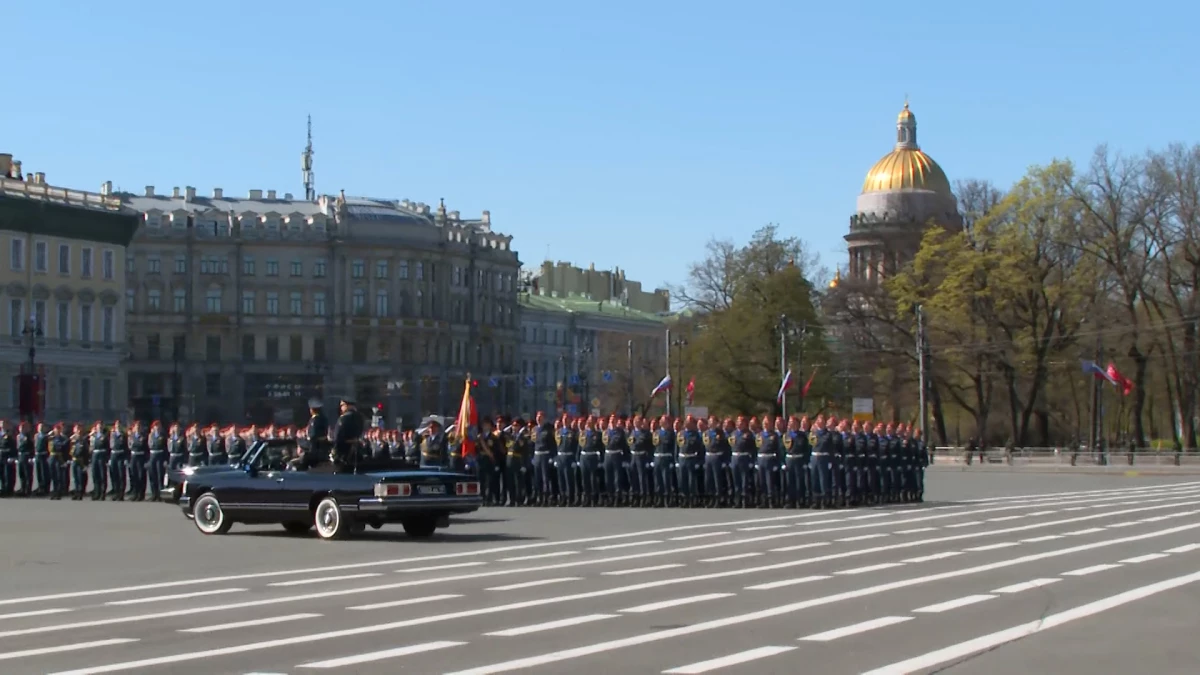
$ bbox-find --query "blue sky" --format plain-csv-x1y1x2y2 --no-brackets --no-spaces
5,0,1192,299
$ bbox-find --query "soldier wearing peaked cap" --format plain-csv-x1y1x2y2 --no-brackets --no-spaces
331,397,365,468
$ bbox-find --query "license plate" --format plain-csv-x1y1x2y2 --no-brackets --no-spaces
417,484,445,495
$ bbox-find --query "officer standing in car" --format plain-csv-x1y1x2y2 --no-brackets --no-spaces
332,396,365,468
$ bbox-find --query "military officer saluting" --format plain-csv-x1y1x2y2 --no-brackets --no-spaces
332,396,365,468
419,416,449,469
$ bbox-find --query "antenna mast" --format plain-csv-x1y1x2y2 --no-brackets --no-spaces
301,115,315,201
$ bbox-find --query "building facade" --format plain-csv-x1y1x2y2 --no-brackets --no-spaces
120,185,520,426
517,288,669,419
0,154,139,421
844,102,963,282
531,260,670,314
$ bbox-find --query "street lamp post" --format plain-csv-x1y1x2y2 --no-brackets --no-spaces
671,338,688,416
20,316,43,423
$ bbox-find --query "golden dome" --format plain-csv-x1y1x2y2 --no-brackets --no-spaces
861,148,952,195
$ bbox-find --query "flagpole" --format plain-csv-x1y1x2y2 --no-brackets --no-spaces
1090,333,1102,463
779,314,787,418
664,328,672,418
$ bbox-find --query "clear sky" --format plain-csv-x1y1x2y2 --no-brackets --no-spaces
5,0,1192,299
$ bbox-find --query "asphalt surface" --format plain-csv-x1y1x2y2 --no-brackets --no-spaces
1,470,1199,674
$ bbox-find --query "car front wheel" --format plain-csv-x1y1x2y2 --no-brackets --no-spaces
402,516,438,539
314,497,352,540
193,492,232,535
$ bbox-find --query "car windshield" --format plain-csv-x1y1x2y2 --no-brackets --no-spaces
244,442,293,472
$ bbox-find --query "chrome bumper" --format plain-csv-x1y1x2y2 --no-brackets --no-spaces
353,496,481,513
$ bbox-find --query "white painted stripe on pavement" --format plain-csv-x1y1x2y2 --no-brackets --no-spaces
297,641,464,669
914,594,995,613
1063,506,1088,511
621,593,734,614
602,564,684,576
670,532,729,541
965,542,1019,552
498,551,578,562
270,573,380,587
895,527,937,534
486,614,615,637
986,515,1024,522
802,616,913,641
0,608,71,621
397,562,486,573
746,575,830,591
347,594,462,611
1165,543,1200,553
838,533,889,542
0,639,137,661
663,646,796,674
181,614,320,633
770,542,831,553
1022,535,1063,543
1064,563,1123,576
431,522,1200,675
1108,521,1140,528
903,551,961,563
862,569,1200,675
106,588,247,606
740,524,791,531
4,484,1192,610
837,562,905,575
1026,511,1057,516
946,521,980,528
993,578,1060,594
486,578,580,592
700,553,761,563
1120,553,1168,564
1065,527,1106,536
589,540,663,551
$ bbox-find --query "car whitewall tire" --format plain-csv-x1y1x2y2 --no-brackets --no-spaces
314,496,349,540
193,493,232,535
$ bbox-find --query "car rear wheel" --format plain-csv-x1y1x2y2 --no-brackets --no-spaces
402,516,437,539
193,493,232,535
314,497,352,540
282,521,312,535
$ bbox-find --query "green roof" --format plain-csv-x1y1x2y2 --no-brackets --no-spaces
519,292,672,324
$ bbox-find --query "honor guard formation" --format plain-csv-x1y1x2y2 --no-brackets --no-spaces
0,399,927,509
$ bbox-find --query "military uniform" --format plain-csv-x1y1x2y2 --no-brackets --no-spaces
504,424,530,506
89,427,109,500
602,424,627,506
730,429,755,508
49,429,70,499
16,428,34,496
628,425,653,506
333,405,365,468
70,430,90,500
809,427,832,508
33,427,51,495
554,425,578,506
783,427,808,508
755,427,780,508
108,426,129,500
702,427,725,507
532,421,556,505
147,427,167,501
579,426,603,506
128,426,148,501
0,426,15,496
652,426,675,507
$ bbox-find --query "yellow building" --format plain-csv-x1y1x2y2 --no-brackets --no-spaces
0,154,140,420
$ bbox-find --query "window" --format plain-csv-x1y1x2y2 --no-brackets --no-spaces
242,257,255,275
206,336,221,361
147,334,160,360
174,255,186,274
376,290,389,317
81,247,93,278
352,288,366,315
205,288,222,313
289,292,303,316
241,335,255,360
11,239,24,271
415,290,424,318
173,288,186,312
352,339,367,363
173,335,186,360
57,244,70,275
266,291,279,315
146,256,160,274
375,260,388,279
399,261,409,280
290,260,302,277
33,300,45,329
205,373,221,397
313,338,326,362
453,265,461,287
102,379,113,411
79,304,92,343
34,241,47,272
80,378,91,412
9,299,22,337
265,259,279,276
147,289,161,311
241,291,255,315
102,307,114,344
352,259,365,279
57,376,68,411
289,335,302,361
416,261,424,281
125,289,135,311
102,250,114,280
126,256,135,274
55,302,68,341
313,292,326,317
265,336,279,362
314,259,326,278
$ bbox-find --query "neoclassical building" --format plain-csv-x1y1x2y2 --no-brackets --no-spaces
844,102,963,281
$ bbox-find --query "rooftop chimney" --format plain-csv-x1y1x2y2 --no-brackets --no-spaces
11,160,21,178
172,187,181,199
249,189,263,200
145,186,155,197
184,186,196,201
34,172,46,185
267,189,277,200
0,154,11,177
101,181,113,195
212,187,223,199
449,210,460,220
481,210,490,223
284,193,293,200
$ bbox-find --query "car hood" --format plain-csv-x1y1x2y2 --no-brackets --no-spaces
170,464,239,479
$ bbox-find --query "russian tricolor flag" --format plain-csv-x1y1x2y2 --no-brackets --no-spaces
777,369,794,404
650,375,672,398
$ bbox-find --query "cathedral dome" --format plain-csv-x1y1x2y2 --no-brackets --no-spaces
860,102,952,196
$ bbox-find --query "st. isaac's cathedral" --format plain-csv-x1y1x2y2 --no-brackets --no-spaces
843,103,964,283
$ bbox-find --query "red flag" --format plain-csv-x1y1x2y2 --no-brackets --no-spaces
456,379,478,458
801,367,819,397
1105,363,1134,396
685,378,696,406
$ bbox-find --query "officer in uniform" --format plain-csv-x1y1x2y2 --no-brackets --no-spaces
227,426,248,465
419,416,448,469
755,416,779,508
847,421,864,507
554,417,578,507
670,416,695,507
504,418,530,506
167,423,186,471
299,398,330,470
532,412,556,506
47,423,69,500
702,417,725,508
128,421,148,501
809,417,832,509
34,422,51,496
730,417,755,508
332,396,365,470
601,416,626,506
69,423,89,500
650,416,673,507
207,425,228,466
89,422,109,500
625,416,650,507
864,423,881,504
912,427,928,502
108,421,129,501
147,421,167,501
577,417,602,506
881,423,898,502
783,416,808,508
16,422,34,497
477,419,499,505
0,421,15,496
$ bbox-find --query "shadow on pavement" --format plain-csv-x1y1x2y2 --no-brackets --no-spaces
448,516,511,525
229,530,540,544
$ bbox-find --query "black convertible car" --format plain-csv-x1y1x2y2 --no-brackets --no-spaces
168,438,481,540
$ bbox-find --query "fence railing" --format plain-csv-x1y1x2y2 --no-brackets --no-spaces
0,176,124,211
932,446,1200,468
